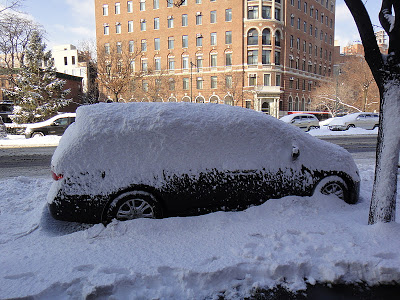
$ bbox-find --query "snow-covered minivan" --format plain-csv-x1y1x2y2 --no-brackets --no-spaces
48,103,360,224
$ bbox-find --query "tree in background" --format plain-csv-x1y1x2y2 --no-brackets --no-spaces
0,12,42,79
344,0,400,224
3,31,70,123
311,56,380,116
0,0,23,14
96,43,142,102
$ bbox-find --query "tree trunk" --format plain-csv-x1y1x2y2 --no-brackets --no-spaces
369,80,400,224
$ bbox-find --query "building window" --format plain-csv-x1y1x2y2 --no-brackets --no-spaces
264,73,271,86
210,32,217,45
140,0,145,11
275,30,281,47
103,24,109,35
210,11,217,23
262,29,271,45
182,14,188,26
210,53,217,67
248,6,258,19
168,57,175,70
276,74,281,86
141,59,148,72
291,14,294,26
225,75,232,88
196,55,203,69
247,50,258,65
128,21,133,32
116,23,121,34
262,6,271,19
225,31,232,44
104,43,110,54
140,20,146,31
211,76,217,89
183,78,189,90
167,0,173,7
129,40,134,52
169,79,175,91
288,96,293,110
225,8,232,21
153,0,159,9
103,4,109,16
168,37,174,49
247,28,258,45
142,80,149,92
115,2,120,14
262,50,271,64
154,18,159,30
275,8,281,20
141,39,147,51
154,38,160,51
196,77,203,89
225,52,232,66
182,56,189,70
249,74,256,86
297,18,301,30
168,17,174,28
275,51,280,65
127,1,133,12
64,56,67,65
130,60,135,72
116,42,122,53
196,0,202,3
182,35,188,47
155,57,161,70
196,34,203,47
196,13,202,25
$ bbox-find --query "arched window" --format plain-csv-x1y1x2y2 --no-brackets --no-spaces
168,96,177,102
195,96,205,103
275,30,281,47
295,97,299,111
301,98,305,111
261,102,269,114
307,98,311,111
209,95,219,103
182,96,191,102
262,28,271,45
247,28,258,45
224,95,234,106
288,96,293,111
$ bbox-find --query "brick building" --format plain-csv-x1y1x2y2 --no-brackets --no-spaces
95,0,336,117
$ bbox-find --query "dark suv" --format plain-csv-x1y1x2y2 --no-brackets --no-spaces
25,113,76,138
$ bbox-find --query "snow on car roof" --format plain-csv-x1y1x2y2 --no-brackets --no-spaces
52,103,357,194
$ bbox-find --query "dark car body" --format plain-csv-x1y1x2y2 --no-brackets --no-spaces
25,113,76,138
48,103,360,224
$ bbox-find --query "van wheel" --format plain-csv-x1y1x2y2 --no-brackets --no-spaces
314,176,349,203
32,132,45,138
103,191,162,223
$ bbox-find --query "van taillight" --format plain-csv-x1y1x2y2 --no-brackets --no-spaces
51,171,63,181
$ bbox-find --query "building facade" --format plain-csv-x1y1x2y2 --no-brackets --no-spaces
95,0,336,117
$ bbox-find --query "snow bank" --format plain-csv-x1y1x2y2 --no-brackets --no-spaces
0,162,399,299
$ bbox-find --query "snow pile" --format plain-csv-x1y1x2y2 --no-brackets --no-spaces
51,103,357,196
0,162,399,299
0,134,61,147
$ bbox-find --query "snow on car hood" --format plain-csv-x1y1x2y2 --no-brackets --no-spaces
51,103,359,195
25,113,75,129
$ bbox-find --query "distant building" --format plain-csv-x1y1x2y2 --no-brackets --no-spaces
95,0,336,117
52,44,89,92
342,30,389,57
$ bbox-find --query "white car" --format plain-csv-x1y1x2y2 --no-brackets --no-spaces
48,103,360,224
25,113,76,138
280,113,320,131
328,112,379,131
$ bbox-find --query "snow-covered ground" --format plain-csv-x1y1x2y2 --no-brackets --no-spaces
2,125,399,299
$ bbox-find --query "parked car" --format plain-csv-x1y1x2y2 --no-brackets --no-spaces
0,116,7,139
328,112,379,131
25,113,76,138
48,103,360,224
279,113,320,131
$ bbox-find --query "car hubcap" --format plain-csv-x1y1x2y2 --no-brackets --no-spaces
321,182,344,200
116,199,155,220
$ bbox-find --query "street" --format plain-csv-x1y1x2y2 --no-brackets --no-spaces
0,135,378,179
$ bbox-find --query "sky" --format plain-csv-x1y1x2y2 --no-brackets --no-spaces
1,0,384,51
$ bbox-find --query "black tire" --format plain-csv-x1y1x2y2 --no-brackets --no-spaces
32,132,45,138
346,124,355,130
103,190,162,223
313,176,350,203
